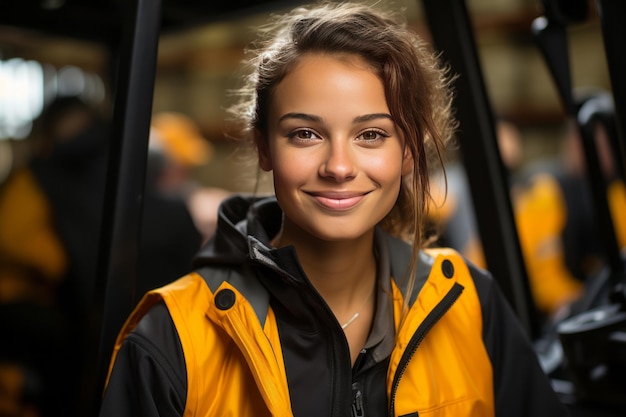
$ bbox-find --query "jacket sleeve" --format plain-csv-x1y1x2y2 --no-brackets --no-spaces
99,302,187,417
471,265,571,417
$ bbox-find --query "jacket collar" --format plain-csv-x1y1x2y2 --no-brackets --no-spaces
193,195,281,266
196,195,435,329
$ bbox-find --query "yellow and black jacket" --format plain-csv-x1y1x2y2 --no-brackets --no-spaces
100,196,568,417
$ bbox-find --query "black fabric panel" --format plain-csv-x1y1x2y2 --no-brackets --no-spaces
470,264,571,417
275,305,335,417
99,301,186,417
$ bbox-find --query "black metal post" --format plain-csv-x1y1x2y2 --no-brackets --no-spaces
576,100,625,303
533,0,625,305
596,0,626,185
83,0,162,415
421,0,540,339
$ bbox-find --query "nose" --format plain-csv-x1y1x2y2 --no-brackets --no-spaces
319,140,356,182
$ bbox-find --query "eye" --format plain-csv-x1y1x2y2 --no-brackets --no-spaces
287,129,322,143
356,129,389,144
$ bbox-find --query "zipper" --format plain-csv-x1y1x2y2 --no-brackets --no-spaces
353,348,367,375
352,382,366,417
388,282,464,416
251,244,361,416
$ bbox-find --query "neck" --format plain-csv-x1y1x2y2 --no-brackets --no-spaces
272,227,377,320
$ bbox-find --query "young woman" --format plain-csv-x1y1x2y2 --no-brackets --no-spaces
99,2,569,416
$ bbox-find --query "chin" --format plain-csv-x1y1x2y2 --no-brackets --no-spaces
308,226,374,243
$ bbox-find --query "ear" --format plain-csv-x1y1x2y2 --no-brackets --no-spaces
401,146,414,176
254,129,273,172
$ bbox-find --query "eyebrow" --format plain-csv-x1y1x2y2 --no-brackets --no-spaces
353,113,393,123
277,112,393,124
278,113,322,123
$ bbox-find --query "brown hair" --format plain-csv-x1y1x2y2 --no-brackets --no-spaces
228,1,457,301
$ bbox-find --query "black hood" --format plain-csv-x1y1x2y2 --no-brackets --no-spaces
193,195,283,267
192,194,337,332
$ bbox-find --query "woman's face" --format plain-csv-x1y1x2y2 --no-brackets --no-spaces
258,53,412,244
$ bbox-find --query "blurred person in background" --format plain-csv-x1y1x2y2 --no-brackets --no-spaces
0,359,42,417
428,118,589,322
134,115,209,299
0,95,110,416
515,91,626,322
149,112,232,244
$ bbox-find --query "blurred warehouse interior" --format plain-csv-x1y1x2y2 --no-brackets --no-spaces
0,0,612,191
0,1,624,416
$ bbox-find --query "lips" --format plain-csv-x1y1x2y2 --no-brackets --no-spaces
306,191,368,210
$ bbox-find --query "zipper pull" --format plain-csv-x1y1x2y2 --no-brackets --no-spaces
351,382,366,417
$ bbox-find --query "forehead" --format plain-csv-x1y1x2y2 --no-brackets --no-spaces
284,52,378,84
269,53,389,120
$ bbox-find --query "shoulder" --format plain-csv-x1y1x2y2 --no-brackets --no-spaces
111,273,212,367
425,246,489,285
107,275,211,403
464,259,497,298
422,247,502,313
157,272,213,309
447,252,504,316
126,301,186,385
102,301,187,415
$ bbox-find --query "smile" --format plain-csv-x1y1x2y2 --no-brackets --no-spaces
306,191,368,210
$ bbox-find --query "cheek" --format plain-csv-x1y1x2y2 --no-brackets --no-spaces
270,149,312,187
366,151,405,184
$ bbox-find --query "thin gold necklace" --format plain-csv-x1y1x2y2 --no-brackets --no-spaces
341,285,375,329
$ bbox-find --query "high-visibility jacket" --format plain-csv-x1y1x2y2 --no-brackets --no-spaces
101,196,568,417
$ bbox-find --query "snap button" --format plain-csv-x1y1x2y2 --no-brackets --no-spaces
215,289,236,310
441,259,454,278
